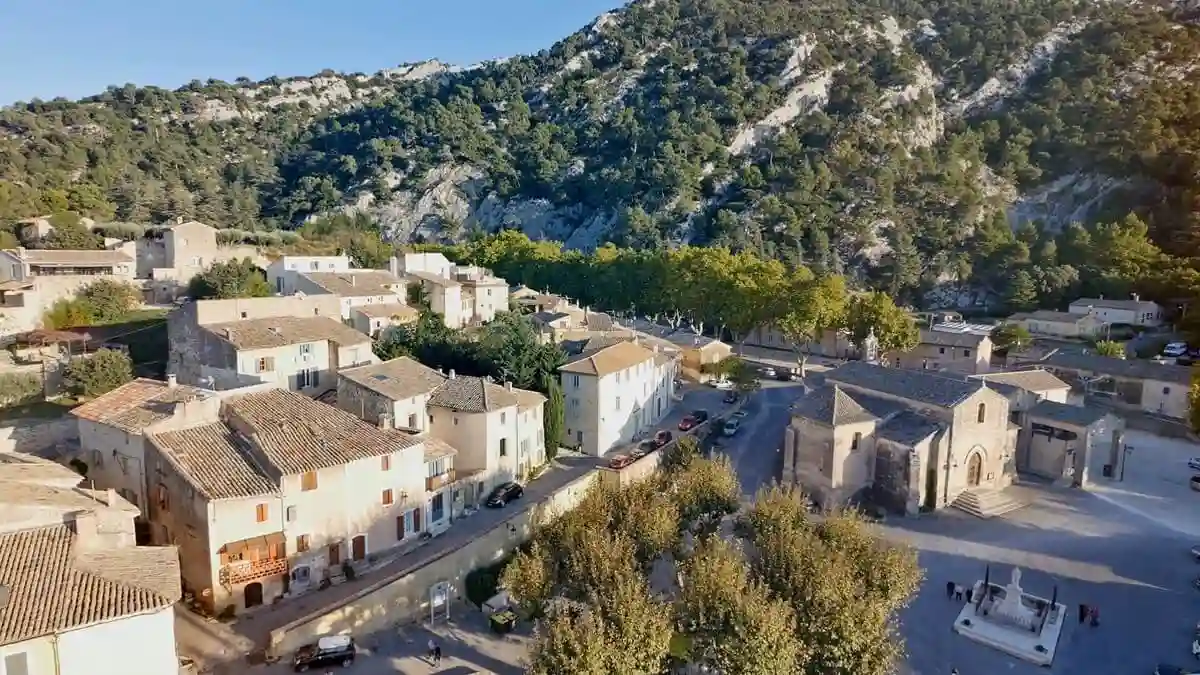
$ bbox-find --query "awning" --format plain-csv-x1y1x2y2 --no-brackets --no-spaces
221,532,285,555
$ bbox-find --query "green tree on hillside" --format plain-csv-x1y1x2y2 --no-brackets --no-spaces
846,292,919,356
40,213,103,250
542,374,564,461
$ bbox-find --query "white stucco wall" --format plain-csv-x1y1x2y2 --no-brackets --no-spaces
267,256,352,295
0,635,56,675
76,420,149,514
562,356,674,457
56,607,177,675
1141,379,1189,420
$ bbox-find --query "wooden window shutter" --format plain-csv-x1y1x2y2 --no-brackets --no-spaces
413,507,422,532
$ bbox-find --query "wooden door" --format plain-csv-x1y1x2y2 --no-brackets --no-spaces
328,542,341,566
967,453,982,487
352,535,366,561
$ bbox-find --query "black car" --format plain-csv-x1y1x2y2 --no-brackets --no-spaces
486,481,524,508
692,409,710,424
723,390,739,404
293,635,355,672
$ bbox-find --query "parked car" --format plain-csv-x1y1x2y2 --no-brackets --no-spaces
760,366,778,379
723,390,740,404
293,635,355,672
679,410,710,431
1163,342,1190,358
722,418,742,436
485,481,524,508
710,378,734,390
777,368,799,381
654,430,673,447
609,455,634,470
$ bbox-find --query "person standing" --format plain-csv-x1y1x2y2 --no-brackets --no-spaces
1077,603,1088,624
427,638,438,663
966,587,974,604
946,581,955,599
433,644,443,665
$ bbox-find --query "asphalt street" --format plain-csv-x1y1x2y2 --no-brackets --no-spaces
712,379,805,498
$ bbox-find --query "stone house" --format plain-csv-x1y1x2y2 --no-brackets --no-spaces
142,221,265,302
192,315,376,395
1007,310,1108,339
390,253,509,329
0,248,137,337
559,340,678,456
293,270,408,320
784,362,1017,515
1068,295,1164,327
350,303,421,338
895,327,994,375
0,453,182,675
337,357,547,491
1034,350,1192,420
266,255,353,295
142,388,437,616
168,294,345,387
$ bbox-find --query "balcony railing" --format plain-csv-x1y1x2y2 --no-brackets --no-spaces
426,469,457,492
219,557,288,585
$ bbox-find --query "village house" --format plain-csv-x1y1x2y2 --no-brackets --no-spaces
510,287,571,314
390,253,509,328
0,452,182,675
1033,350,1192,420
142,220,265,303
559,340,677,456
292,270,408,320
350,303,421,338
0,247,138,337
337,357,548,491
1068,295,1164,327
167,294,364,390
894,326,994,375
142,388,438,616
1007,309,1108,339
266,255,353,295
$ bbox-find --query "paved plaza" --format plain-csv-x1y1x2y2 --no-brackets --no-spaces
1086,428,1200,539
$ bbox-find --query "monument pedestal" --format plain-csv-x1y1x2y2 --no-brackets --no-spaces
951,568,1065,667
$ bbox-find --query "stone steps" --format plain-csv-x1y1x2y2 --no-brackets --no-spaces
952,488,1026,519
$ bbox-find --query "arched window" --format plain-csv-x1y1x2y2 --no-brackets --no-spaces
977,403,986,424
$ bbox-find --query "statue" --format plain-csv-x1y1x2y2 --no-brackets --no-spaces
990,567,1037,631
863,328,880,364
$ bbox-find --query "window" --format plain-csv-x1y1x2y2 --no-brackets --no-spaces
572,375,580,387
9,264,19,278
286,505,297,522
381,455,392,471
291,566,310,584
296,534,310,552
301,471,318,491
299,343,313,356
500,438,508,457
255,357,275,374
240,311,248,319
977,403,986,424
431,493,445,522
1164,386,1171,395
397,515,406,540
310,261,319,270
255,504,268,522
348,348,360,363
297,368,319,389
427,457,448,477
570,398,580,409
382,489,394,506
408,413,418,428
156,484,169,512
851,432,861,451
963,349,971,357
500,412,506,424
938,347,945,354
5,651,29,675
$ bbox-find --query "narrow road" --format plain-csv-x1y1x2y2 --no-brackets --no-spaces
716,380,804,498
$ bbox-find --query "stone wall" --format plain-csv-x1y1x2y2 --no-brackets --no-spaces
267,469,597,657
0,417,78,457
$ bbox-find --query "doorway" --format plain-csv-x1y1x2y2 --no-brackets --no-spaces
351,535,366,561
244,582,264,608
966,453,983,487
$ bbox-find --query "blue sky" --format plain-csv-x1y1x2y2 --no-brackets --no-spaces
0,0,625,104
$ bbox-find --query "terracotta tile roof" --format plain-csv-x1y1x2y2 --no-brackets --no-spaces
352,303,420,320
300,271,404,298
0,453,84,487
340,357,448,401
825,362,984,408
225,388,419,474
0,480,138,512
14,249,133,266
972,369,1070,394
560,340,656,377
421,436,459,462
0,280,33,291
404,270,459,288
428,376,520,413
0,524,180,646
511,387,546,411
203,315,371,350
148,423,278,500
70,378,213,434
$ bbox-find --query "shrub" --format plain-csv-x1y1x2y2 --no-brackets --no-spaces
64,348,133,397
0,372,42,406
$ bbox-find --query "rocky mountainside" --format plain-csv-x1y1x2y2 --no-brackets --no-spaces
2,0,1199,302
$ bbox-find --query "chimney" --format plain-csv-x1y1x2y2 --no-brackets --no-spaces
504,381,513,391
1132,293,1140,302
105,488,119,507
378,412,393,429
448,369,456,379
176,216,184,225
350,275,356,287
166,373,177,388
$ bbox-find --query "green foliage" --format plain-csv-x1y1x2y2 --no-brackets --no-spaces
661,434,701,473
36,213,103,250
78,279,141,323
1094,340,1126,359
542,374,564,461
464,557,509,607
64,348,133,397
0,373,43,407
990,323,1032,352
187,258,270,299
500,541,555,616
846,292,919,355
42,298,96,330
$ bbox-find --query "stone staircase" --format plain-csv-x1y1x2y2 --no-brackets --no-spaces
951,488,1026,519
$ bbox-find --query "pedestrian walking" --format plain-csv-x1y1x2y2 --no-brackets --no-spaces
1077,603,1088,624
1089,606,1100,627
951,669,959,675
946,581,955,599
434,644,443,665
1192,637,1200,660
427,638,438,663
954,585,964,601
966,587,973,604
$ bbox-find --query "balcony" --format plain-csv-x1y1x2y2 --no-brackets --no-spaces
426,469,457,492
219,557,288,585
